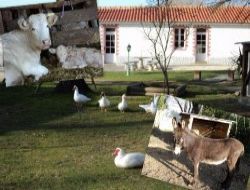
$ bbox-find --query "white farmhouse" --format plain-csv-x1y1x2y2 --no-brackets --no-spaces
98,6,250,67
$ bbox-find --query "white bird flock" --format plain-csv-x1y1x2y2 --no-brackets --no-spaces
118,94,128,112
139,94,159,115
98,91,111,112
73,85,91,112
113,147,145,168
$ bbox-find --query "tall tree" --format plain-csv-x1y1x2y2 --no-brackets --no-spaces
142,1,193,94
143,0,249,95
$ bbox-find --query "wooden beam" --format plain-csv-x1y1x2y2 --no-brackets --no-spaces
245,71,250,86
241,47,247,96
51,28,100,46
56,7,97,24
227,70,235,81
194,71,201,80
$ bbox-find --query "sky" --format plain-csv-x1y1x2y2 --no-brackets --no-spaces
96,0,217,7
97,0,147,7
0,0,56,8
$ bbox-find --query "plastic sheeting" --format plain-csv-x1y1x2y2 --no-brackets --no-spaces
154,95,202,132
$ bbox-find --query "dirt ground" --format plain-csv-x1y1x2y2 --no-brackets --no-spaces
141,128,250,190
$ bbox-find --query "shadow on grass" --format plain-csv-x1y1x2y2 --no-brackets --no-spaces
0,116,153,134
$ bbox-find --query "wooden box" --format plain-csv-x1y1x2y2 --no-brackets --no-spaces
181,113,233,138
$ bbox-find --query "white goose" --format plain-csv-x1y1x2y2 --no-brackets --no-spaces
113,147,145,169
139,94,159,115
118,94,128,112
98,91,110,111
73,85,91,112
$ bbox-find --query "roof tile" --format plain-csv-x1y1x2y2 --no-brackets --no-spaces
98,6,250,24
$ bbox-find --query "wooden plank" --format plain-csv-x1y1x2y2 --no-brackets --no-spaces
0,37,3,68
241,46,247,96
171,64,237,71
192,114,234,124
245,71,250,86
247,52,250,96
51,28,100,46
0,12,5,34
194,71,201,80
56,7,97,24
6,19,18,31
227,70,235,81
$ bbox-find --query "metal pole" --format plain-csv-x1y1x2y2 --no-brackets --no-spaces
127,52,130,76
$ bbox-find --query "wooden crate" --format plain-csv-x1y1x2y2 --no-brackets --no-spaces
181,113,233,138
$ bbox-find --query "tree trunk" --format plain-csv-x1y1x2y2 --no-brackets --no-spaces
163,70,170,95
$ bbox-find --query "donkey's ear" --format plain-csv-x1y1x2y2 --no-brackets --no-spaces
172,117,177,128
181,120,186,129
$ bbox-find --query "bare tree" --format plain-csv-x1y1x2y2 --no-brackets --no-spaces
142,1,193,94
143,0,249,95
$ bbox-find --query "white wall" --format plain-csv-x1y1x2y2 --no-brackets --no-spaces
117,23,195,65
102,22,250,65
170,27,195,65
209,25,250,65
118,24,152,63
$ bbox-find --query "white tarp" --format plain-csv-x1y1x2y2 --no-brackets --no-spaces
154,95,202,132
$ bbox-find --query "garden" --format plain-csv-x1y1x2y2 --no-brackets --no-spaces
0,71,249,189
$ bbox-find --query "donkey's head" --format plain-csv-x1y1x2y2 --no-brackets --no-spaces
172,117,186,155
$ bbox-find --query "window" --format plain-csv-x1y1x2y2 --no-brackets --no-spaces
105,28,115,54
174,28,185,48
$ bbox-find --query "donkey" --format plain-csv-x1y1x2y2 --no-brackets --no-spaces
172,118,244,189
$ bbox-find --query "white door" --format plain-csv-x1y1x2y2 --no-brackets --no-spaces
196,28,207,63
105,28,116,64
247,52,250,96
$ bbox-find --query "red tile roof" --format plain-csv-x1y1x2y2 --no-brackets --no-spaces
98,6,250,24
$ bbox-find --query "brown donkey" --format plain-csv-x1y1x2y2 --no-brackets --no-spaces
172,118,244,189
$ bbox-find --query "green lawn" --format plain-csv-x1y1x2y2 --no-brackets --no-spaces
0,71,248,189
97,71,231,82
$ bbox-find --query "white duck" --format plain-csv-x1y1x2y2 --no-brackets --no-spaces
73,85,91,112
113,147,145,169
139,94,159,115
118,94,128,112
98,91,110,111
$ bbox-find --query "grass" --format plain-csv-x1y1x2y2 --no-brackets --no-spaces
0,71,249,189
97,71,231,82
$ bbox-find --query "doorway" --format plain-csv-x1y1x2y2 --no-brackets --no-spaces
196,28,207,63
105,28,116,63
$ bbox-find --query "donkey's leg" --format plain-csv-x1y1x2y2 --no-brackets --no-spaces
222,165,234,189
222,156,238,189
191,161,199,185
